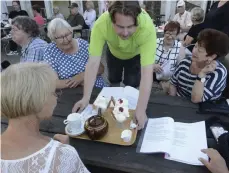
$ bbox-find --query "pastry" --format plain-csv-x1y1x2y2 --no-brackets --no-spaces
115,98,129,108
112,106,130,123
94,95,109,110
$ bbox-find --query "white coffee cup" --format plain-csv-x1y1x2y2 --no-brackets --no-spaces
63,113,82,133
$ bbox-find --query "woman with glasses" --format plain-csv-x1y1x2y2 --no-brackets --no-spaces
11,16,47,62
154,21,185,93
43,18,107,89
1,63,90,173
183,7,205,52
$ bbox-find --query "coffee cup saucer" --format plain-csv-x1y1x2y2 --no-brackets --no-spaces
65,122,85,137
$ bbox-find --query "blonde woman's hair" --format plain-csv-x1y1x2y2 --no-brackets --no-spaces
47,18,72,41
86,1,94,9
1,63,57,119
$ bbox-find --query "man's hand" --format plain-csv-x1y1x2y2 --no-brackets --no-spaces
199,148,229,173
72,97,89,113
199,61,217,77
135,110,148,130
154,64,163,73
66,74,84,88
53,134,69,144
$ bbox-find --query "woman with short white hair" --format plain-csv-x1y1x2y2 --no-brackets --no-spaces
83,1,96,29
52,6,64,20
183,7,205,52
43,18,107,89
1,63,90,173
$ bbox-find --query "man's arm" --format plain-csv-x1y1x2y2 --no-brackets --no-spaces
83,56,101,100
136,64,153,115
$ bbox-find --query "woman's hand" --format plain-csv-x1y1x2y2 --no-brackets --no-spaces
199,148,229,173
66,73,84,88
154,64,163,73
53,134,69,144
199,61,217,77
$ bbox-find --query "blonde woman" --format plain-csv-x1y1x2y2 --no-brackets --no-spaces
83,1,96,29
1,63,90,173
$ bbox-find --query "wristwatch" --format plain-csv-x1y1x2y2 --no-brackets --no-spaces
197,76,206,83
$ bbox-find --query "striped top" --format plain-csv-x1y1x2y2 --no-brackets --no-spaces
170,57,227,102
155,38,181,73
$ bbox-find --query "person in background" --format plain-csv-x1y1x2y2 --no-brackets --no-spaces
32,4,45,26
11,16,47,62
204,0,229,36
173,0,192,41
43,18,107,89
183,7,205,52
169,29,229,103
72,1,157,129
67,3,85,37
199,149,229,173
1,63,90,173
52,6,64,20
83,1,96,29
154,21,184,93
7,0,28,56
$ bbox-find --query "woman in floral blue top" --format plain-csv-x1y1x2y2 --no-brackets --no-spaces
43,18,107,89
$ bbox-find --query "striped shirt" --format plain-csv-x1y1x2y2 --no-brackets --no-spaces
155,38,181,73
170,57,227,102
20,37,47,63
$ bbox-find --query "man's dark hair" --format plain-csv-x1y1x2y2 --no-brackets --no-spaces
32,4,41,13
12,16,40,37
197,29,229,58
108,1,141,26
12,0,20,6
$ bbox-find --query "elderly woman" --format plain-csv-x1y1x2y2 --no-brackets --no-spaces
154,21,185,93
183,7,205,52
52,6,64,20
169,29,229,103
11,16,47,62
1,63,90,173
43,18,107,89
83,1,96,29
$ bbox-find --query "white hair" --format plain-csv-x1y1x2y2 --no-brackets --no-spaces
47,18,72,41
191,7,204,22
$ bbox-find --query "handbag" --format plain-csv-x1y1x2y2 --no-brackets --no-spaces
198,98,229,115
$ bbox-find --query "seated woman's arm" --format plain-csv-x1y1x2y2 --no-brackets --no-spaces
57,62,104,89
191,61,227,103
183,35,194,47
169,84,177,96
168,61,182,96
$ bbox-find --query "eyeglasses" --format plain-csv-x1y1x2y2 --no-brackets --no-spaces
55,32,72,42
53,90,62,98
165,32,177,37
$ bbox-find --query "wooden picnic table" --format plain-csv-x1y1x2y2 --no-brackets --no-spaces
2,87,229,173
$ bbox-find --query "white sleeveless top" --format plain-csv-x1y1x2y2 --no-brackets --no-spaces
1,139,90,173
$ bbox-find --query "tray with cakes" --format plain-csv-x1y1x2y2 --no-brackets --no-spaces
65,94,138,146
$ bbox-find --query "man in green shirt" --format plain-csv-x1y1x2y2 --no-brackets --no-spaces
72,1,156,129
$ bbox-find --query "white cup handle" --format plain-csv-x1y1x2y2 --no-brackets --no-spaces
63,120,69,124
